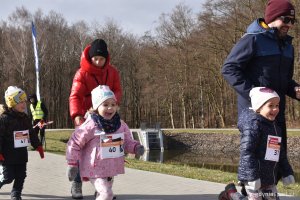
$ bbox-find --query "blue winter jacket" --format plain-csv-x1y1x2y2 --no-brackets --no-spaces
237,109,293,186
221,18,299,122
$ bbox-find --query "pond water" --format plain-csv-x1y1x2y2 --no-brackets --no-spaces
139,149,300,183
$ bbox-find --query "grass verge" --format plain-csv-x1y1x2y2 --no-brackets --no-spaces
44,129,300,196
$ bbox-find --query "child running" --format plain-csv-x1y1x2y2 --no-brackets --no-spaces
66,85,144,200
219,87,295,200
0,86,44,200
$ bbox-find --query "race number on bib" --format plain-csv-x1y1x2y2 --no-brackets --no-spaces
14,130,30,148
265,135,281,162
100,133,125,159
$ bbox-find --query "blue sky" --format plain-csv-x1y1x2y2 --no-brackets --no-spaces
0,0,205,36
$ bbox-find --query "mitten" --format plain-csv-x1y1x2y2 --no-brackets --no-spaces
0,154,4,164
134,145,145,156
36,146,44,159
67,164,79,181
282,175,295,186
245,179,261,190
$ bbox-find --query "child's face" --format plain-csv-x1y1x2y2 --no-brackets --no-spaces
91,56,106,67
258,97,280,121
97,98,118,120
13,101,27,113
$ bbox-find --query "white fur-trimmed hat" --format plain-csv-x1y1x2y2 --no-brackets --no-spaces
91,85,116,109
249,87,280,111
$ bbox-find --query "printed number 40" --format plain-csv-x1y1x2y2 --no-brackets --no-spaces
109,147,116,152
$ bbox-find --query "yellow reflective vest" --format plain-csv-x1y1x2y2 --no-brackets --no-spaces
30,101,44,120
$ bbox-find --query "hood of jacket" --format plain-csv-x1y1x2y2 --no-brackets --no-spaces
80,45,111,76
246,18,293,43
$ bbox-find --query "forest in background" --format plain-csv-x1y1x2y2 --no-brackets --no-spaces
1,0,300,129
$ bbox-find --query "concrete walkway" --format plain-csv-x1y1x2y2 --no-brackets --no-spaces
0,151,299,200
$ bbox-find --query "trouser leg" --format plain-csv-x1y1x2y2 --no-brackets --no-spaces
90,177,114,200
11,164,26,198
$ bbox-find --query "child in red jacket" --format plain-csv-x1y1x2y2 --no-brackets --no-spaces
69,39,122,127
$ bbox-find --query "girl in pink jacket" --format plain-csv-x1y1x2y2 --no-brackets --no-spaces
66,85,144,200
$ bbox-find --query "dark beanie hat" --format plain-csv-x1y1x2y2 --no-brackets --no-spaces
88,39,109,59
264,0,295,24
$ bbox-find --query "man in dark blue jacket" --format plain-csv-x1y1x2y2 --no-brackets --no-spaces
222,0,300,151
221,1,300,196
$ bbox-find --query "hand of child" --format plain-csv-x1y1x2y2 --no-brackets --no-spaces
134,145,145,156
282,175,295,186
245,178,261,190
67,164,79,181
74,116,85,127
36,146,44,159
0,154,4,164
295,86,300,99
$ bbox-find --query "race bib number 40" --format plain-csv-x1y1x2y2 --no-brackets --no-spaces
265,135,281,162
14,130,30,148
100,133,125,159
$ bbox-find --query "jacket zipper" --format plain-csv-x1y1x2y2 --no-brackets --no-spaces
272,122,278,184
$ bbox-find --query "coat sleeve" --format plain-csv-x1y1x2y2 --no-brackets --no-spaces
221,34,256,100
28,116,42,148
122,122,139,154
69,70,88,120
0,115,5,154
41,102,48,120
111,67,122,104
286,48,300,100
66,124,95,162
278,143,294,178
239,120,261,181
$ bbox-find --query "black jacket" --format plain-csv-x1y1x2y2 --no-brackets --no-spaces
237,108,293,186
0,105,41,164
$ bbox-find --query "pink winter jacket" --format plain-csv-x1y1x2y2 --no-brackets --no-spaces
66,115,139,179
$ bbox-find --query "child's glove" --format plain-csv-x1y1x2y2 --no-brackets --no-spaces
0,154,4,164
36,146,44,159
245,178,261,190
134,145,145,156
282,175,295,186
67,164,79,181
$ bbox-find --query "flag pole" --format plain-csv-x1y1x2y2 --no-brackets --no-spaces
31,21,41,101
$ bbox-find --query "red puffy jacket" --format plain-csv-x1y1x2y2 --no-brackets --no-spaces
69,45,122,121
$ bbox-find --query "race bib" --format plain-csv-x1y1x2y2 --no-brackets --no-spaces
100,133,124,159
14,130,30,148
264,135,281,162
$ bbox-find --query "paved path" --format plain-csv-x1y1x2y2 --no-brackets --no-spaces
0,151,299,200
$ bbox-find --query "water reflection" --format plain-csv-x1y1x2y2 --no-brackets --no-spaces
140,150,300,183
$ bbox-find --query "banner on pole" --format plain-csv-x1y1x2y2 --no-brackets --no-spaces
31,21,41,101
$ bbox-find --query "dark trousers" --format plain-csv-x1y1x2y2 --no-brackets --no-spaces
0,163,27,197
33,119,46,144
